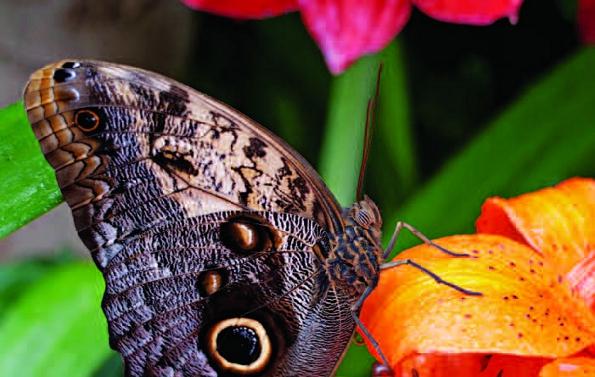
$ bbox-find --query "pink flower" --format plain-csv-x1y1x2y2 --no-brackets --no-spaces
181,0,524,74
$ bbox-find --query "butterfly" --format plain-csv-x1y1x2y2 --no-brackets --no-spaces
24,61,477,377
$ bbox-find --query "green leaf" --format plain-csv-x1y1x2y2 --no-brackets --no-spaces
0,102,62,239
318,53,382,205
377,39,417,197
0,262,113,377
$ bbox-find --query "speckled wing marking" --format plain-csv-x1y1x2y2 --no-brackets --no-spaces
25,60,344,265
23,61,378,377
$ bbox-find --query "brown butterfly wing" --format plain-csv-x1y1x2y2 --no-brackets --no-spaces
24,61,356,377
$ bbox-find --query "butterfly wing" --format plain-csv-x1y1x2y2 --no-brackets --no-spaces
24,61,356,377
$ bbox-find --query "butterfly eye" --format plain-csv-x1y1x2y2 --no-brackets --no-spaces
206,317,272,374
354,209,373,228
74,109,101,132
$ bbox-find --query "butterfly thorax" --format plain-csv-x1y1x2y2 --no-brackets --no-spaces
325,196,383,302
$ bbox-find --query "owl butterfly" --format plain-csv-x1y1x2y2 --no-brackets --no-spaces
24,61,476,377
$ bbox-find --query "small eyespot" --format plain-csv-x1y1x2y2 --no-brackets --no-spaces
61,61,81,69
197,268,229,297
74,109,100,132
53,69,76,83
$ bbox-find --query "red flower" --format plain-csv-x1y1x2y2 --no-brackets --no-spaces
360,178,595,376
181,0,523,74
579,0,595,44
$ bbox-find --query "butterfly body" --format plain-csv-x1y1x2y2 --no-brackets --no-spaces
24,61,383,376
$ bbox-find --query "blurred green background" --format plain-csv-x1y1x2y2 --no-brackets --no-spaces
1,0,594,376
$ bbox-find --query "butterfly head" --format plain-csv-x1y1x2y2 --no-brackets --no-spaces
351,195,382,228
325,196,383,301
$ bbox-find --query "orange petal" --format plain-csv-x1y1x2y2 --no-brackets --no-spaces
387,353,550,377
393,353,487,377
476,178,595,275
360,234,595,369
539,356,595,377
478,354,550,376
567,251,595,312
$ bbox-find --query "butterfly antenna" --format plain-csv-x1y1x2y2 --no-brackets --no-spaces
356,63,383,202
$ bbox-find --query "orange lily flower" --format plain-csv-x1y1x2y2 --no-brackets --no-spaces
360,177,595,376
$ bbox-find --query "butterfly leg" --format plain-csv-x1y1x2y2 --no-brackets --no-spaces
351,311,391,368
380,259,482,296
383,221,471,260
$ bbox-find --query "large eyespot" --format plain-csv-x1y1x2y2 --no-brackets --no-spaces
219,216,278,255
74,109,101,132
206,317,272,375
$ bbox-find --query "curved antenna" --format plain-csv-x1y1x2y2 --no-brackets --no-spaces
356,63,383,202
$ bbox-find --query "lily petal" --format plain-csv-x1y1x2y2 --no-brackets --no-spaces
392,353,487,377
413,0,523,25
298,0,411,74
476,178,595,275
180,0,298,19
567,252,595,313
479,354,550,376
539,356,595,376
385,353,551,376
361,234,595,369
